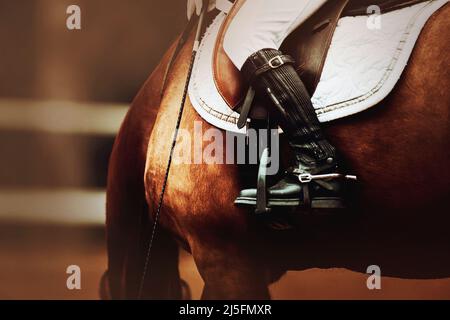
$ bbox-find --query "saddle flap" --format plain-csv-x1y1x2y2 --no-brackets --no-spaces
281,0,350,95
212,0,247,110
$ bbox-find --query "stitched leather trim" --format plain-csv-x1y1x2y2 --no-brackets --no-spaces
212,0,247,110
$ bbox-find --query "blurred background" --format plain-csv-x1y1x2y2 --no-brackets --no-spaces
0,0,449,300
0,0,186,299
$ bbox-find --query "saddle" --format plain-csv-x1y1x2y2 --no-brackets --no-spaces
213,0,429,114
211,0,429,213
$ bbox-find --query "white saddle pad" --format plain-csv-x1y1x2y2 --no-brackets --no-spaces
188,0,448,134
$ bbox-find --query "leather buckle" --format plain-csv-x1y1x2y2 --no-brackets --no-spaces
268,56,284,69
299,173,313,183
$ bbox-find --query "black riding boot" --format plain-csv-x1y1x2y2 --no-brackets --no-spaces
235,49,350,209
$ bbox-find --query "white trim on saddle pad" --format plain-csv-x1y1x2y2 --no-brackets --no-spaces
188,0,448,134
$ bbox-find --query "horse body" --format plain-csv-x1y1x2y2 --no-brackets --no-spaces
105,5,450,299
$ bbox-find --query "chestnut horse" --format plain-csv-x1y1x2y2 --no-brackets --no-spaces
103,4,450,299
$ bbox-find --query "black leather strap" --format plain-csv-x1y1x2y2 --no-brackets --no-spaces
241,49,295,84
237,86,255,129
302,184,311,207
